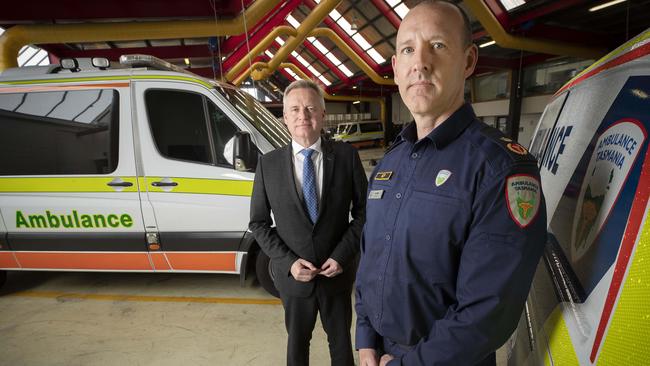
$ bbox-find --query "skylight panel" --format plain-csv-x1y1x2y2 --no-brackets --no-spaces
312,40,330,55
265,50,274,58
367,49,386,64
339,64,353,77
394,4,409,18
325,53,342,66
329,9,342,21
294,54,310,67
352,34,372,50
286,14,300,28
499,0,525,11
307,65,320,76
337,17,355,35
318,75,332,86
386,0,401,7
275,37,285,45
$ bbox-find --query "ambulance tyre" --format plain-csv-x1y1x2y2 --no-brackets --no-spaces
255,251,280,298
0,271,5,288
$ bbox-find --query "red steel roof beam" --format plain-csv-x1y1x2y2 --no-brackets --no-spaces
369,0,401,29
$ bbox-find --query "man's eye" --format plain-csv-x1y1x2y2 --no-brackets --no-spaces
401,47,414,54
432,42,446,49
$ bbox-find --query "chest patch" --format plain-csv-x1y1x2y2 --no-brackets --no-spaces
435,170,452,187
506,174,541,228
374,171,393,181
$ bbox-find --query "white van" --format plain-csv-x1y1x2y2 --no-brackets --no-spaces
0,55,289,296
333,120,383,144
506,30,650,364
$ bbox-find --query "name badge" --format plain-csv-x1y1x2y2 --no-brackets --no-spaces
368,189,384,199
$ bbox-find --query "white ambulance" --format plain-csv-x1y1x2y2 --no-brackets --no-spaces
0,55,289,296
507,29,650,364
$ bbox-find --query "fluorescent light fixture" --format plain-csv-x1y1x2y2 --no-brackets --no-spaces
275,37,285,45
184,58,190,65
352,85,357,89
367,48,386,64
352,100,361,104
589,0,626,12
394,4,410,18
479,40,496,48
286,14,300,28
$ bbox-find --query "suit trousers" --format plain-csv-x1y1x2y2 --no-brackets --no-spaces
280,281,355,366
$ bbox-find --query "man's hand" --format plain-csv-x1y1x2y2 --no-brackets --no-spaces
379,354,395,366
290,258,320,282
359,348,379,366
319,258,343,277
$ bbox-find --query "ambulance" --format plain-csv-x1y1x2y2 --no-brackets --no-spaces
333,120,384,145
506,29,650,364
0,55,289,296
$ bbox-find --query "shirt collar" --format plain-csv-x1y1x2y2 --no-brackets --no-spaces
292,137,322,156
397,103,476,149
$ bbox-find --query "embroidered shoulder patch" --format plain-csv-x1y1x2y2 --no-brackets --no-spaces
506,174,541,228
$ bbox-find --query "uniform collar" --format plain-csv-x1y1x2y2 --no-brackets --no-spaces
398,103,475,149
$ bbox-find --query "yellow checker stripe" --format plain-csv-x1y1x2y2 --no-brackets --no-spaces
0,177,138,193
598,208,650,364
0,74,213,89
143,177,253,197
543,306,580,366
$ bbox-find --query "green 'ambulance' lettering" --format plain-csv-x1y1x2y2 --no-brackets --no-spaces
15,210,134,229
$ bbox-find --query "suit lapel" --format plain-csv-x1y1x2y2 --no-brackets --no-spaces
283,144,313,226
319,140,335,220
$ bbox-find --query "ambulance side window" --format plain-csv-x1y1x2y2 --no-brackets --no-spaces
0,89,119,175
207,102,239,167
146,90,212,164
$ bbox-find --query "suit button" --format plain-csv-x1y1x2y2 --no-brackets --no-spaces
395,193,402,199
411,152,418,159
385,234,391,241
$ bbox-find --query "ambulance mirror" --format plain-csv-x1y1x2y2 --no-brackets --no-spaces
233,131,258,172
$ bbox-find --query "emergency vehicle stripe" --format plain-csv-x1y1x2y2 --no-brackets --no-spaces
144,177,253,196
14,252,153,271
0,74,213,90
150,252,171,271
0,252,20,268
590,146,650,362
556,30,650,95
163,252,237,272
0,177,138,193
543,307,580,366
0,176,252,196
0,83,129,93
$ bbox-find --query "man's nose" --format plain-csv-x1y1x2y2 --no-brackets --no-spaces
412,48,432,73
299,108,311,118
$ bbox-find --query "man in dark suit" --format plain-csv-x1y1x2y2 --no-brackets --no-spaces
249,79,367,366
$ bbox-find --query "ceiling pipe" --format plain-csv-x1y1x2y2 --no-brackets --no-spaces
0,0,283,70
465,0,605,60
280,62,387,135
250,0,341,81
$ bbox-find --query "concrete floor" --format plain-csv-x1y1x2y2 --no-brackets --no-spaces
0,271,344,366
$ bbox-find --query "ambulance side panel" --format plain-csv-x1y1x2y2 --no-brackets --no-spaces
0,83,150,271
507,37,650,365
132,80,255,274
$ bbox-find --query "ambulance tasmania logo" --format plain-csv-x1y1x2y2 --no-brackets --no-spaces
435,170,452,186
506,175,541,228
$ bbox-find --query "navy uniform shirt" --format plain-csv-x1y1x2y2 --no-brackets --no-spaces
355,104,547,365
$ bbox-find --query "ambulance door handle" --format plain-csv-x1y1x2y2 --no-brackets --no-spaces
151,181,178,187
107,181,133,187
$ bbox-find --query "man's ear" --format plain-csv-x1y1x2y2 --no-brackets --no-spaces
464,44,478,79
391,54,399,85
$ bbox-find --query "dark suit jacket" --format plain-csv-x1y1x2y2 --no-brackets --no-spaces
249,139,368,297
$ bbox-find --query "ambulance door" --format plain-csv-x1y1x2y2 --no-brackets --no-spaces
133,81,253,273
0,84,150,271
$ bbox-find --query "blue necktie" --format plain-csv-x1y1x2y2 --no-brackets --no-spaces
300,148,318,224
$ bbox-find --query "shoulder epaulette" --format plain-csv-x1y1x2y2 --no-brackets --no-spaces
478,125,537,164
383,138,405,155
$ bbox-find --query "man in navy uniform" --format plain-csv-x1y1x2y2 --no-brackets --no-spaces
355,1,547,365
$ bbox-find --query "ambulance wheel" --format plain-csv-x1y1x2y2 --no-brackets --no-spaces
255,251,280,298
0,271,6,288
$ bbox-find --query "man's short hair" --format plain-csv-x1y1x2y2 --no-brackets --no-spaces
410,0,473,48
283,79,326,110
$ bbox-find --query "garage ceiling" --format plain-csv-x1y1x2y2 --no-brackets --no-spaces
1,0,648,99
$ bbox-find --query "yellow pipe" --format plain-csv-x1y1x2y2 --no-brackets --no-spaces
225,26,297,82
251,0,341,81
464,0,605,60
309,28,394,85
280,62,387,137
0,0,282,71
